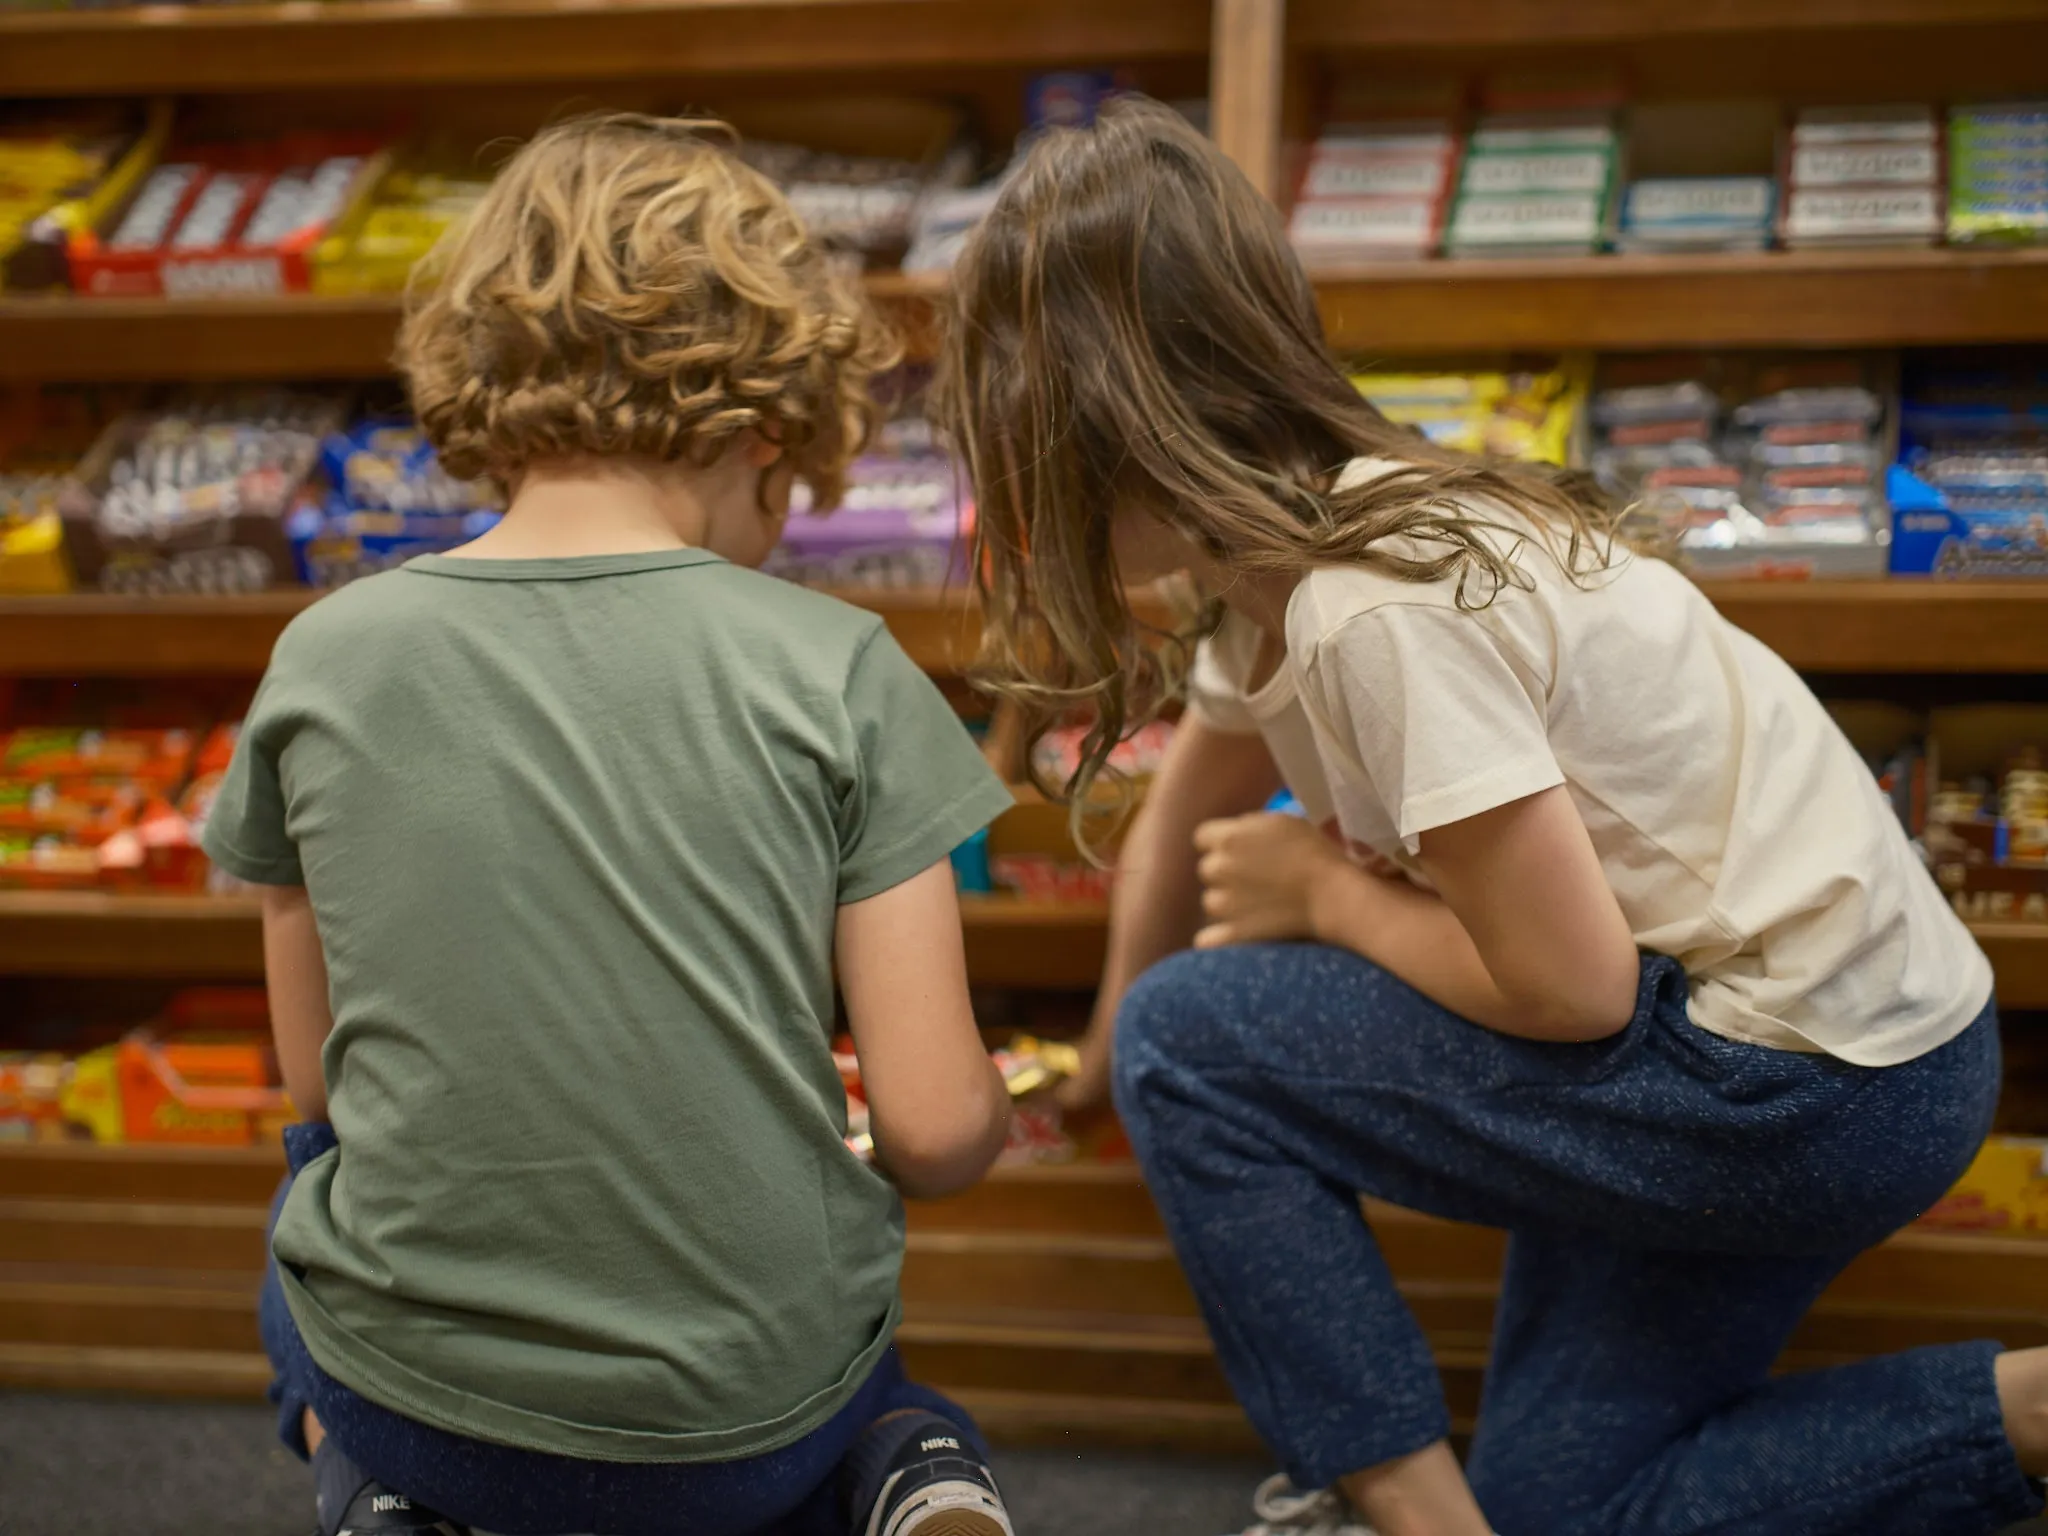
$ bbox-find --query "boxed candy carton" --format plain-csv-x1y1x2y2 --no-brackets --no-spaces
58,388,343,593
1921,1137,2048,1238
287,416,502,587
68,131,389,298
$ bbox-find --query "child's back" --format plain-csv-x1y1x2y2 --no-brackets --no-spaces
202,114,1019,1536
224,550,990,1457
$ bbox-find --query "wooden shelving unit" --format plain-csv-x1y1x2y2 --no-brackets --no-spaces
0,890,2037,1005
1312,247,2048,354
9,582,2048,678
6,1143,2045,1442
0,0,1210,97
5,0,2048,1453
0,278,948,383
12,248,2048,382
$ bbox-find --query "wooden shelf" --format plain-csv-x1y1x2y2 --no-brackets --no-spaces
0,889,1111,987
12,248,2048,380
1311,247,2048,354
0,0,1207,97
0,890,2038,1005
8,581,2047,680
1289,0,2048,48
0,279,946,383
1697,581,2048,674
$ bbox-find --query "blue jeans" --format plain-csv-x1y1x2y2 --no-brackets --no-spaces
1113,946,2042,1536
261,1124,985,1536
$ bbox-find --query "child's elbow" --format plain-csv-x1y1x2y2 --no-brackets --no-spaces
878,1088,1012,1201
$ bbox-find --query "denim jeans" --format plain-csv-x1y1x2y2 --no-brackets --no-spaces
261,1123,985,1536
1113,945,2041,1536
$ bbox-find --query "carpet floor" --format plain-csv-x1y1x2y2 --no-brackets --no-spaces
0,1393,1272,1536
5,1392,2044,1536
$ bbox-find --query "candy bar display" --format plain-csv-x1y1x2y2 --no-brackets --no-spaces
1618,176,1774,253
1590,357,1891,578
0,105,157,292
740,139,933,265
1949,101,2048,245
286,414,502,587
1445,113,1619,258
1030,718,1176,789
58,387,343,592
311,152,492,295
1888,352,2048,578
69,132,387,298
1921,1137,2048,1238
0,718,238,891
1288,93,1461,264
0,989,288,1148
0,386,135,593
1781,104,1943,249
1353,362,1586,466
1924,708,2048,926
765,376,966,587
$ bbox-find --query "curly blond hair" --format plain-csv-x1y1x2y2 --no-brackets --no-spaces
400,113,899,505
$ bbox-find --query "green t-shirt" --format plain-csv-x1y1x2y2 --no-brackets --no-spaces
202,548,1013,1463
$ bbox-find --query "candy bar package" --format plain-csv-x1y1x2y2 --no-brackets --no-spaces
58,387,346,593
0,103,161,293
1781,104,1943,248
1289,120,1460,263
312,151,492,295
1617,177,1775,253
1352,361,1587,466
1949,101,2048,244
765,372,967,588
1445,112,1619,258
1888,351,2048,579
0,385,138,593
69,132,388,298
764,450,965,588
286,415,502,587
1590,355,1894,578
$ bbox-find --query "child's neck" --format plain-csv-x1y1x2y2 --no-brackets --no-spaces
451,457,736,560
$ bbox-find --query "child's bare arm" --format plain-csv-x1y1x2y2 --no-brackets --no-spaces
262,885,335,1123
837,859,1010,1199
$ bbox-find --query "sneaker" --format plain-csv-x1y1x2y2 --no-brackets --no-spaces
842,1409,1015,1536
312,1436,470,1536
1234,1474,1376,1536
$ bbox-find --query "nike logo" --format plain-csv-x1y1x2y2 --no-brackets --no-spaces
371,1493,412,1512
920,1436,962,1452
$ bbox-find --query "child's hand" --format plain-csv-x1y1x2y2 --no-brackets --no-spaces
1192,812,1354,949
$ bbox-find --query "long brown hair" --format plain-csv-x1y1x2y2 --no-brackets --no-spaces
934,97,1619,811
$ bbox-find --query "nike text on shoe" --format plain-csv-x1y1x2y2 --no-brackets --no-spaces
312,1436,469,1536
844,1409,1014,1536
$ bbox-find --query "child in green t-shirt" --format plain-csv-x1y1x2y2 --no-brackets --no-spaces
204,114,1019,1536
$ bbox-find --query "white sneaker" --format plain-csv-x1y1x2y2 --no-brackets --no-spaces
1233,1475,1377,1536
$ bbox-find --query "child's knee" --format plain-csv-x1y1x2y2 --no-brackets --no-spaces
1112,949,1247,1109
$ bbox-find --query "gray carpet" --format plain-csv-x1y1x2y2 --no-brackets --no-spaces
0,1394,1272,1536
5,1394,2044,1535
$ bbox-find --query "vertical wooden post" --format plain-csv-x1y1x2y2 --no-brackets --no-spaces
1210,0,1287,202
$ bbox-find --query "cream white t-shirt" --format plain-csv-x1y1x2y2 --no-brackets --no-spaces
1188,459,1991,1066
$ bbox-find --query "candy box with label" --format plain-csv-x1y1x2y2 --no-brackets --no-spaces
1921,1137,2048,1237
58,390,344,593
116,988,290,1146
68,134,388,298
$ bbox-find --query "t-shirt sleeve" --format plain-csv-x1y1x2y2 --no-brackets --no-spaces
837,625,1015,904
199,671,304,886
1307,603,1564,852
1184,616,1263,735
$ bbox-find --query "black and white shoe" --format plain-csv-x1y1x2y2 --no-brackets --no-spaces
841,1409,1015,1536
312,1437,470,1536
